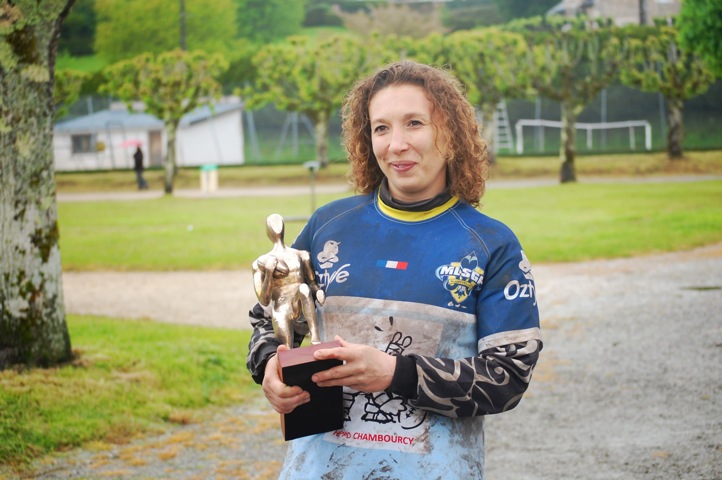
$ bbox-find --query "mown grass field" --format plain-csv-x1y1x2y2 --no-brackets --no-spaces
57,180,722,270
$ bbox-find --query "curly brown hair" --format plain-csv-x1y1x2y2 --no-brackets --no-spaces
341,60,489,207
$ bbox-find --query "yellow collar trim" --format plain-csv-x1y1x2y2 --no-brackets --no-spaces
377,191,459,221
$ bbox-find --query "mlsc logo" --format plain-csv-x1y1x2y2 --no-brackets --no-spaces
435,252,484,305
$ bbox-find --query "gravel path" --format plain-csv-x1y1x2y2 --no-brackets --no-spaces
484,243,722,480
62,270,256,331
19,243,717,479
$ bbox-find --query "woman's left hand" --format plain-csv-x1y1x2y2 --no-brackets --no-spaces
312,335,397,393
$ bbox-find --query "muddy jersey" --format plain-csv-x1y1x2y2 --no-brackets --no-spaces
270,191,541,479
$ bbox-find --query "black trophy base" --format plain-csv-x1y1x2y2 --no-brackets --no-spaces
277,340,344,441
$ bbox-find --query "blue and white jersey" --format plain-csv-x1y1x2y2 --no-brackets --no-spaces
271,191,541,479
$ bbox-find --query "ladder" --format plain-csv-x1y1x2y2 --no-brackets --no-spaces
493,100,514,154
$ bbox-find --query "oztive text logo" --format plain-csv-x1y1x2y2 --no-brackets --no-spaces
504,250,536,305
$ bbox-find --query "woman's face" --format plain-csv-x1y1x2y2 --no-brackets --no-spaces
369,84,448,203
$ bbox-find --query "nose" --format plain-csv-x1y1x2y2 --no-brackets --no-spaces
389,128,409,154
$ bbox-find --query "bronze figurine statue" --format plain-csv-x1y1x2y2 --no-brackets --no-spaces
252,213,325,348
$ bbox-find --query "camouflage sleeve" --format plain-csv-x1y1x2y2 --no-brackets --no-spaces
389,340,542,417
246,303,280,385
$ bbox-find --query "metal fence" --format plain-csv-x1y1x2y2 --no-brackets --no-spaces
61,80,722,166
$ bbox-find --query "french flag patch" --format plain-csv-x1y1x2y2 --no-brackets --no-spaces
377,260,408,270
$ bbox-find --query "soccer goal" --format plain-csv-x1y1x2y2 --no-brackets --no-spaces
514,119,652,154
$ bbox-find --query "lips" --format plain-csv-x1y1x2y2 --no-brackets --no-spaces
390,161,416,173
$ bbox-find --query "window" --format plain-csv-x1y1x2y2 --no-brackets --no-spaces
71,134,97,153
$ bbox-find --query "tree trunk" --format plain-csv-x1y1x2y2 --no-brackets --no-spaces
639,0,648,25
164,121,180,194
480,104,497,165
666,98,685,160
559,101,579,183
0,0,75,369
314,110,329,168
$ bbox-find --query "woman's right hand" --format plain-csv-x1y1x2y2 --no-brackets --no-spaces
262,345,311,414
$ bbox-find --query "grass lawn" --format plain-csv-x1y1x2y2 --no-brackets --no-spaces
56,53,108,73
55,162,352,193
484,180,722,263
0,316,256,471
58,180,722,270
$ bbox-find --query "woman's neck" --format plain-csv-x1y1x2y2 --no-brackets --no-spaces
378,179,452,212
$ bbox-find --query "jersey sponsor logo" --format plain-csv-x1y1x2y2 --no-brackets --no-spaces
332,430,415,446
317,240,340,268
435,252,484,305
503,250,536,305
325,315,428,453
315,239,350,289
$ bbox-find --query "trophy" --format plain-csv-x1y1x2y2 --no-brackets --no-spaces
252,213,343,440
252,213,325,348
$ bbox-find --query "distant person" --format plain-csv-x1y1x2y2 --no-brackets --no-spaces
133,146,148,190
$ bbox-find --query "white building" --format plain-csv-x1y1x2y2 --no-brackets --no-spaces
548,0,680,25
53,102,244,172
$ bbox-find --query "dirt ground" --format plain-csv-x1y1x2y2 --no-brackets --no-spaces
483,243,722,480
12,243,722,479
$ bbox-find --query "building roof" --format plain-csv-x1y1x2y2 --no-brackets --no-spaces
54,103,243,134
547,1,568,15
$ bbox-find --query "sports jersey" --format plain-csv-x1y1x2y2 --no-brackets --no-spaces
247,189,542,479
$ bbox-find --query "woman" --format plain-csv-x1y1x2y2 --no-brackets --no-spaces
247,60,542,479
